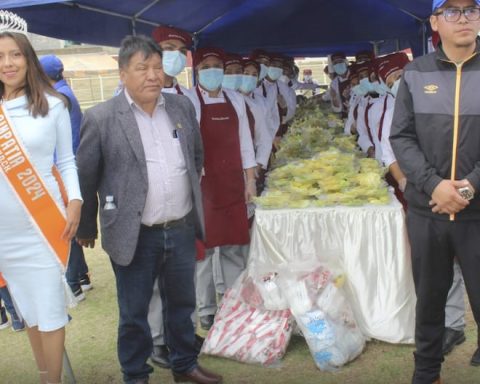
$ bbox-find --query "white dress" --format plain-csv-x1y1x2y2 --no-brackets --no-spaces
0,94,82,332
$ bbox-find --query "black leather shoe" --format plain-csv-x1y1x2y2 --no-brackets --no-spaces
199,315,214,331
194,333,205,353
442,328,466,355
150,345,170,369
173,364,222,384
471,348,480,366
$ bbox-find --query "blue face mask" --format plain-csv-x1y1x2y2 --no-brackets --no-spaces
390,79,401,97
352,84,367,97
239,74,258,94
268,66,283,81
162,50,187,77
222,74,242,91
333,62,348,76
374,81,390,96
259,64,269,80
198,68,224,91
359,77,374,94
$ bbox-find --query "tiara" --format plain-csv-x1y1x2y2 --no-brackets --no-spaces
0,11,28,36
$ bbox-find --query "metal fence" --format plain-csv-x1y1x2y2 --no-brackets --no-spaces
67,63,332,110
67,67,194,111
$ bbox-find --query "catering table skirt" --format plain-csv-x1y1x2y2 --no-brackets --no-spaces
249,193,415,344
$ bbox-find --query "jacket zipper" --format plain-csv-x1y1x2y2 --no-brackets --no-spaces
440,52,477,221
450,63,462,221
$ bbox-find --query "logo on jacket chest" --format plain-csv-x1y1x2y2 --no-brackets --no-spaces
424,84,439,94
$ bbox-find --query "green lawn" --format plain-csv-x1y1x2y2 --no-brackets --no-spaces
0,247,478,384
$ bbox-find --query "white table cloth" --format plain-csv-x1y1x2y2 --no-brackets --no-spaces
248,194,415,343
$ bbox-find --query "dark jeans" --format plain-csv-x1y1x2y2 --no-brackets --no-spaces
407,211,480,384
0,286,21,322
66,239,89,290
111,216,198,383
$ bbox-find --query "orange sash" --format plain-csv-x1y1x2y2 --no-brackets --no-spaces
0,105,69,286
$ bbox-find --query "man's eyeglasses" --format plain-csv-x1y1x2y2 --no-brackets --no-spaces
434,7,480,22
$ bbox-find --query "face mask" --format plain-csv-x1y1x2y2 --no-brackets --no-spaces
304,75,312,82
162,50,187,77
333,62,347,76
279,75,289,83
267,66,283,81
259,64,269,80
222,74,242,91
239,74,258,94
374,81,390,96
198,68,224,91
390,78,401,97
359,77,374,94
370,80,381,94
352,84,367,97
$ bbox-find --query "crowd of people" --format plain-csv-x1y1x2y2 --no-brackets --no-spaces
1,0,480,383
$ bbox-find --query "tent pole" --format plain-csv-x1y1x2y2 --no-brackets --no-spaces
372,41,379,57
422,20,427,56
131,18,136,36
63,1,158,27
134,0,160,19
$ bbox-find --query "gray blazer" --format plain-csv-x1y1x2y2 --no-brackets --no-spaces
76,91,204,266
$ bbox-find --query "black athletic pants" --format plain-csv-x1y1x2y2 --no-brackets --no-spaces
407,211,480,384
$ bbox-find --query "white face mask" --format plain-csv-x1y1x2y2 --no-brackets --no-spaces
222,74,242,91
162,50,187,77
259,64,269,80
390,78,401,97
267,66,283,81
333,62,348,76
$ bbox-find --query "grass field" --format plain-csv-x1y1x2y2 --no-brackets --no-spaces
0,247,478,384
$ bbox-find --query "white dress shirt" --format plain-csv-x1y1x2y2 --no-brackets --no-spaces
344,94,361,136
356,94,394,164
162,79,189,95
243,93,273,169
253,80,280,139
125,90,192,226
329,75,349,114
380,99,397,168
185,86,256,170
277,80,297,123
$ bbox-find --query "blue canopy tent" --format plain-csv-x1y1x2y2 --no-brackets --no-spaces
2,0,435,57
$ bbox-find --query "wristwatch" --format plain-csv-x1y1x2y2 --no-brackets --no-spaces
458,186,474,201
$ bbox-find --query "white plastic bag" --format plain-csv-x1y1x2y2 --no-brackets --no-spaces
276,262,366,371
201,272,294,366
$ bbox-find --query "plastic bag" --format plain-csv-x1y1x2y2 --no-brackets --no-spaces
255,272,289,311
202,272,294,366
276,261,334,316
298,308,365,371
276,262,366,371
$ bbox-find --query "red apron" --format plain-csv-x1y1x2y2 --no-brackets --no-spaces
174,84,184,95
338,77,351,119
276,83,288,137
196,87,250,249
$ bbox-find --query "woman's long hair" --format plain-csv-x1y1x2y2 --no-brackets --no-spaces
0,32,63,117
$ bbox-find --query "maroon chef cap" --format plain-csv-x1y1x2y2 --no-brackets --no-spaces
243,58,260,72
193,47,225,67
152,26,193,48
224,53,243,68
376,52,410,83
